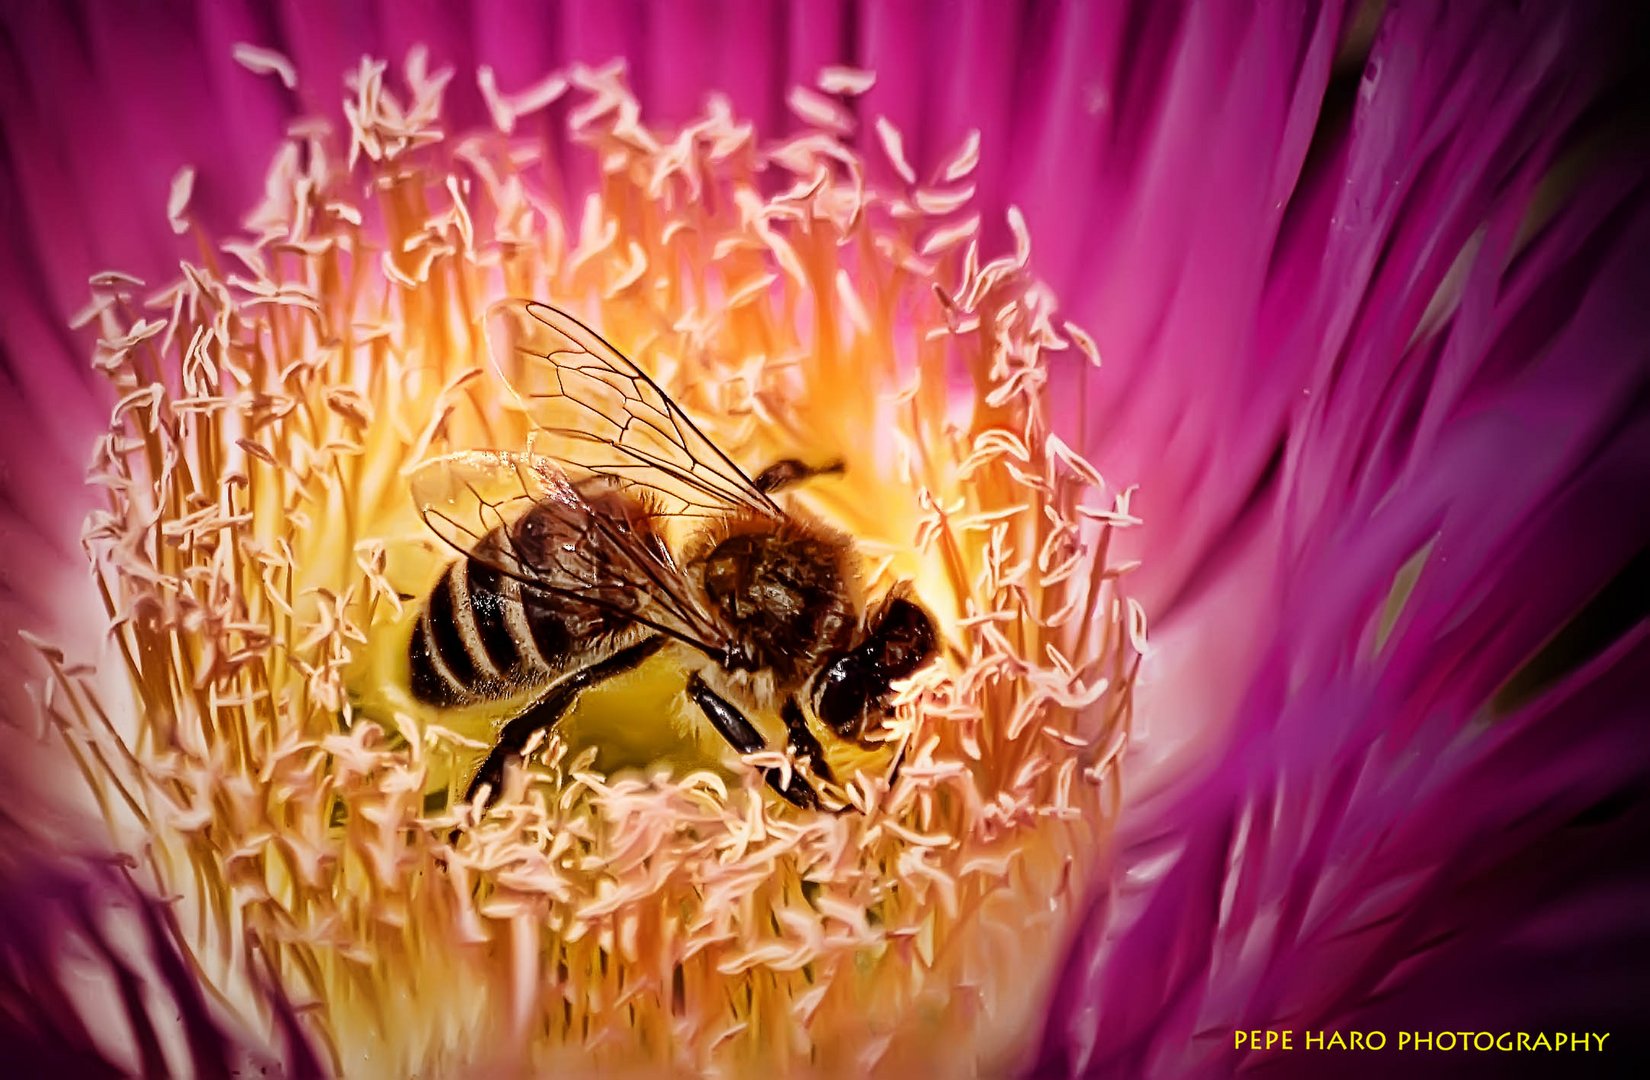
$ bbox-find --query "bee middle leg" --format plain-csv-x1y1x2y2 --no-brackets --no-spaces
752,458,845,494
685,673,821,809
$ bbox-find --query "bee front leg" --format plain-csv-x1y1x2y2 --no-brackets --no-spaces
686,673,821,809
780,698,839,787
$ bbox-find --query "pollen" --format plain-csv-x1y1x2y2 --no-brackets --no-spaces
48,46,1146,1076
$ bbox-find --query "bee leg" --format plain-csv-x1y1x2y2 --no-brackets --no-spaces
685,673,821,810
752,458,845,494
463,635,669,807
780,698,839,788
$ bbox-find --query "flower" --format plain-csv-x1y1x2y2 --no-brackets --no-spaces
2,3,1646,1078
6,13,1140,1078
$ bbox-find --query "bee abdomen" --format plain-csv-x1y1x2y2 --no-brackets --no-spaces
409,558,562,706
466,561,525,674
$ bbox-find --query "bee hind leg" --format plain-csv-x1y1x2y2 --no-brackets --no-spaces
462,635,669,807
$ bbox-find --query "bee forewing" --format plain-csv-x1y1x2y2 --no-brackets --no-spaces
484,298,780,520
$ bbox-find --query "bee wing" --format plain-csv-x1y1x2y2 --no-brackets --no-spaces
409,450,731,656
487,299,782,520
410,448,558,559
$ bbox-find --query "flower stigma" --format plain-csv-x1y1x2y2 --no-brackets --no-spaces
50,48,1147,1077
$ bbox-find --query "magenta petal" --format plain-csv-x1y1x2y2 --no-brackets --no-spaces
1033,3,1650,1075
0,853,322,1075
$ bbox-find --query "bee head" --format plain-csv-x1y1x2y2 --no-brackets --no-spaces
863,596,937,678
814,594,937,742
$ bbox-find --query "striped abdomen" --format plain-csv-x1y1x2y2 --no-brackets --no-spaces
407,557,610,707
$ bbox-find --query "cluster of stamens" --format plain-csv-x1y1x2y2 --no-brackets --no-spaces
38,46,1146,1075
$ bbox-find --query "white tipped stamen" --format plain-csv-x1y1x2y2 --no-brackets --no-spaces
166,166,195,235
874,116,918,186
817,66,876,96
478,65,514,133
787,85,855,136
233,42,297,88
940,129,982,182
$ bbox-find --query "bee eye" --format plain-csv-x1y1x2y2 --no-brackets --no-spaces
873,597,937,677
815,654,867,739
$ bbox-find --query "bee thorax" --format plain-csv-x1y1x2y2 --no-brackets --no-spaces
690,525,856,691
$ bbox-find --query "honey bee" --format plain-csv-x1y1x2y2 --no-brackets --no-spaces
406,301,938,810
